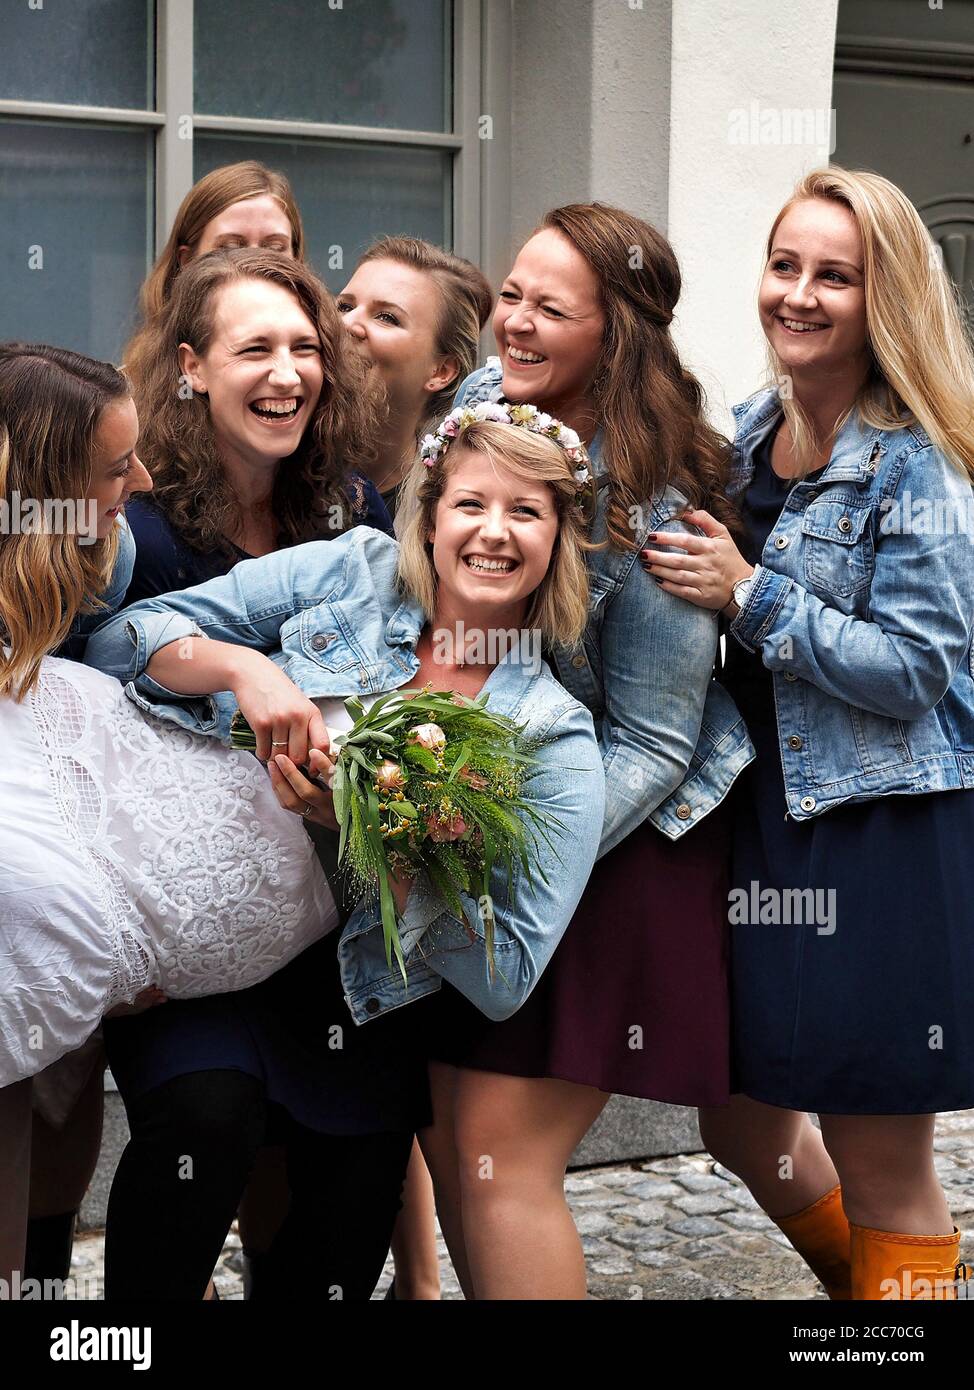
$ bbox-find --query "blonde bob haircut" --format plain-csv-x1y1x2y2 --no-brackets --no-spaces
0,343,127,699
396,421,591,648
766,167,974,482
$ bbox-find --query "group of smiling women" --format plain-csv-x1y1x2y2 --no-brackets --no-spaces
1,157,973,1303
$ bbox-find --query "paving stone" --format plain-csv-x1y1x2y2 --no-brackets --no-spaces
673,1172,726,1193
722,1208,776,1232
626,1199,672,1226
622,1178,682,1200
639,1156,702,1175
608,1225,678,1252
581,1235,626,1258
570,1193,631,1210
671,1192,736,1217
665,1216,729,1239
589,1251,637,1276
574,1210,619,1238
590,1169,647,1189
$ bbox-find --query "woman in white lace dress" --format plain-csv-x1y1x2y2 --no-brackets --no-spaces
0,344,333,1283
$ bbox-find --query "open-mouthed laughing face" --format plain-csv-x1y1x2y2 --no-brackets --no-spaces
427,445,559,629
178,278,325,471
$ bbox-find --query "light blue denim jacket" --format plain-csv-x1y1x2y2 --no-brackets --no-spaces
83,527,605,1023
453,359,754,852
728,387,974,817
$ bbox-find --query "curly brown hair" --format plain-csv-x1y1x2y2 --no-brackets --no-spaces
540,204,739,548
134,248,381,557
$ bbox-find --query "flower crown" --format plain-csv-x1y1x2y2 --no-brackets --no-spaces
420,401,594,499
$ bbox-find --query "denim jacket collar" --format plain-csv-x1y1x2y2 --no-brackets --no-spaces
731,387,886,496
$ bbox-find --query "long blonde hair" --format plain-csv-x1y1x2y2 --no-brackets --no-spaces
124,161,304,397
396,421,591,646
0,344,126,699
766,167,974,481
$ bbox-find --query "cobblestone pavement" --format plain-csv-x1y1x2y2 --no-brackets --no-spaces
68,1110,974,1301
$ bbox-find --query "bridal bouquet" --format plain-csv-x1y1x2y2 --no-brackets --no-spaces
231,690,560,982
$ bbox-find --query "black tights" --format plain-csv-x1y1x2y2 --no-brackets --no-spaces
104,1069,413,1301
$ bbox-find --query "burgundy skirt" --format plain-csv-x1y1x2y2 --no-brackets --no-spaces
429,804,731,1105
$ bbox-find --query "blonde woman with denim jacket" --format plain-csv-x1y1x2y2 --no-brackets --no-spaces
642,169,974,1301
398,204,751,1299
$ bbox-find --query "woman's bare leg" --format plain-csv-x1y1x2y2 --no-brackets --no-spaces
418,1062,474,1299
698,1095,840,1218
0,1080,33,1286
453,1071,608,1300
388,1138,441,1299
818,1113,951,1233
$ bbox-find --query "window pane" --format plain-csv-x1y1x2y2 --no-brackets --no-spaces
194,0,449,132
0,0,153,110
194,135,451,293
0,121,151,363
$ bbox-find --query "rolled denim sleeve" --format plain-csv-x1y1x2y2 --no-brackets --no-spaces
84,534,360,683
344,698,604,1021
597,530,719,859
730,448,974,720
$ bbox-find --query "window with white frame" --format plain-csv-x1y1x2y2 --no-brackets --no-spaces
0,0,488,364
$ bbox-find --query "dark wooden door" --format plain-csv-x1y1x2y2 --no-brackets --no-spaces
833,0,974,330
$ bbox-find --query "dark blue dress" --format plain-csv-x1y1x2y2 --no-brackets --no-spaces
723,432,974,1115
102,490,432,1136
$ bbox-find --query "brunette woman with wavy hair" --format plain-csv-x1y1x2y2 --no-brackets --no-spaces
414,203,752,1299
133,246,379,571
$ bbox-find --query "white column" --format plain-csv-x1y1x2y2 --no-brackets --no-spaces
667,0,840,427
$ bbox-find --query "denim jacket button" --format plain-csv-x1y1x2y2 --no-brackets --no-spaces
311,634,329,651
773,534,790,550
675,803,692,821
799,796,816,812
365,997,381,1015
783,670,798,682
571,653,587,669
787,735,803,750
837,516,853,534
358,668,369,686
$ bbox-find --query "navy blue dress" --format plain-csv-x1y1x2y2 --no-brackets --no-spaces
723,431,974,1115
102,490,433,1136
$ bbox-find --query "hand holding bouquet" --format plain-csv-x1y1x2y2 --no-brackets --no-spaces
232,688,560,982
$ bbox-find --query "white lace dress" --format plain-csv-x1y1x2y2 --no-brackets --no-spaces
0,656,336,1086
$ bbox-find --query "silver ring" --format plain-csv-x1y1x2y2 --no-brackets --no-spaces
301,803,314,818
271,740,288,748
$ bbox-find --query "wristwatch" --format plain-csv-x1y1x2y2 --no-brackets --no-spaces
731,566,761,614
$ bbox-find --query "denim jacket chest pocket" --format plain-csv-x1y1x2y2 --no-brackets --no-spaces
798,499,874,600
283,605,363,673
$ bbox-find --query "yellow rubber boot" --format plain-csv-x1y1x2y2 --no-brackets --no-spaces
775,1184,851,1301
850,1222,966,1300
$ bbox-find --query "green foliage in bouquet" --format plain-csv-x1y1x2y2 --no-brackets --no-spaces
230,689,562,985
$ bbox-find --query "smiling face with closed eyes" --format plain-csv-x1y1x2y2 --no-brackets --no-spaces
492,228,606,437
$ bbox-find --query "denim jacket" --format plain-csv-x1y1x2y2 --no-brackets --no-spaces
83,527,605,1023
453,359,754,852
728,387,974,818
